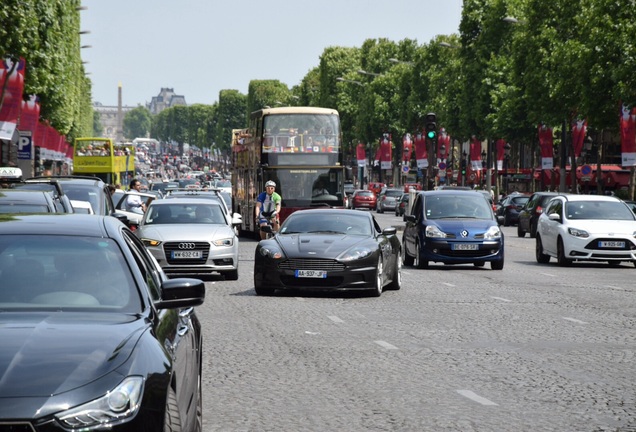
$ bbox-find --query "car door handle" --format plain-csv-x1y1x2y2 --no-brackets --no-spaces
177,324,189,337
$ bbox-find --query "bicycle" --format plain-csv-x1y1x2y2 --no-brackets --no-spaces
258,210,278,240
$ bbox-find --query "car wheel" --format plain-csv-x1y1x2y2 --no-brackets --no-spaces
194,366,203,432
557,238,572,267
370,258,383,297
414,241,428,269
503,213,510,226
607,261,621,267
387,252,402,290
224,269,239,281
530,222,537,239
402,238,414,266
164,387,182,432
491,257,504,270
535,235,550,264
517,224,525,238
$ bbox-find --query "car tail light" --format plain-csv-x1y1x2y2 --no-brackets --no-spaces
535,206,543,214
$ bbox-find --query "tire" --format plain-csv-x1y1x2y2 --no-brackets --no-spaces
557,238,572,267
387,252,402,290
254,284,275,296
402,238,414,266
164,387,182,432
607,261,621,267
535,235,550,264
530,221,537,239
503,213,510,227
194,365,203,432
517,224,525,238
224,269,239,281
414,241,428,269
491,257,504,270
370,258,383,297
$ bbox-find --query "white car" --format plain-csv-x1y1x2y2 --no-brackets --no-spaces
535,194,636,267
137,198,240,280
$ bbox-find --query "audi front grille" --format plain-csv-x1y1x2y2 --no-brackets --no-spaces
164,241,210,265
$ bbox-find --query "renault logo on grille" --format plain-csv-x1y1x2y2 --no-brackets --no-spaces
179,243,196,249
460,230,469,238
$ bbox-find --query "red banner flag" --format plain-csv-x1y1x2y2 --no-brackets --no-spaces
538,125,553,169
402,133,413,163
437,130,450,159
571,118,587,157
0,58,26,140
379,136,392,170
414,131,428,169
356,142,367,167
620,104,636,166
470,136,482,171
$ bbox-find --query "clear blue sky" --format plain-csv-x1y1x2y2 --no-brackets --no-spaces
81,0,463,107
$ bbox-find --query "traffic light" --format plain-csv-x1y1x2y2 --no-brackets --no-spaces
34,146,41,169
425,112,437,140
460,158,467,176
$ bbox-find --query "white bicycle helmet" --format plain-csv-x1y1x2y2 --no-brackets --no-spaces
265,180,276,187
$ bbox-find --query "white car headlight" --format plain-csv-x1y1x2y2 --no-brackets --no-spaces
212,237,234,247
55,376,144,430
339,246,373,261
568,227,589,238
141,238,162,247
484,225,502,240
425,225,447,238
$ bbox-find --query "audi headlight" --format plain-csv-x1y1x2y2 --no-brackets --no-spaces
141,238,161,247
55,376,143,430
212,237,234,247
425,225,447,238
568,227,589,238
484,225,502,240
259,246,284,259
339,246,373,261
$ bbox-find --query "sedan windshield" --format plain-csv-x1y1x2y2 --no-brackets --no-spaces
0,235,141,311
425,195,493,219
565,201,636,220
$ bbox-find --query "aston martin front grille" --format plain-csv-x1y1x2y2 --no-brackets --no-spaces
278,258,345,271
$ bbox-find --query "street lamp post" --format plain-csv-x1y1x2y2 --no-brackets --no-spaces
336,77,364,87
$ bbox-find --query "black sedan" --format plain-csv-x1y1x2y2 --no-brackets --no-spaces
254,209,401,297
0,214,205,431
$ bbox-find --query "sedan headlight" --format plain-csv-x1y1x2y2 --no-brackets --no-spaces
568,227,589,238
55,376,144,430
212,237,234,247
141,238,162,247
484,225,502,240
425,225,447,238
260,246,284,259
339,246,373,261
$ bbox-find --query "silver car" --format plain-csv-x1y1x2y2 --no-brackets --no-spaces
137,198,239,280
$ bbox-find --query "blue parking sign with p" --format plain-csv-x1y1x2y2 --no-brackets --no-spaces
17,132,32,160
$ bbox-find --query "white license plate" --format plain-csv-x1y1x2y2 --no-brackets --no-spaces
598,241,625,248
452,243,479,251
172,250,202,259
295,269,327,278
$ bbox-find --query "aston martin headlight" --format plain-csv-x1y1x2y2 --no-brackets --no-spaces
141,238,161,247
568,227,589,238
339,246,373,261
484,225,502,240
55,376,144,430
259,246,283,259
425,225,447,238
212,237,234,247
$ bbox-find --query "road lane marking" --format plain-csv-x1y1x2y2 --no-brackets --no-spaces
457,390,499,406
328,316,344,323
305,331,320,335
539,272,557,277
491,296,511,302
375,340,398,350
606,285,626,291
443,282,456,287
563,317,588,324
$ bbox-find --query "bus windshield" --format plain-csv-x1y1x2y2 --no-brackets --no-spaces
262,114,340,153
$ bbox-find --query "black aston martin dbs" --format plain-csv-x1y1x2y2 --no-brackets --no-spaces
254,209,401,297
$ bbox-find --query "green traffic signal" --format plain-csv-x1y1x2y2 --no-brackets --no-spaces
427,130,436,139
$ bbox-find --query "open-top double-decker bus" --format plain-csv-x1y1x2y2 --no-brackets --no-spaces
72,138,135,186
231,107,346,237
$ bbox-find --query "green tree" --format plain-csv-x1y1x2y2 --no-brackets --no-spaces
92,110,103,137
245,80,290,119
123,106,152,140
216,89,246,152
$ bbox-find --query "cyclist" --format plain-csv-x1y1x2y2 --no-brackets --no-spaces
255,180,282,240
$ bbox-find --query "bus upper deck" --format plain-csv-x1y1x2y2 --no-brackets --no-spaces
72,138,135,186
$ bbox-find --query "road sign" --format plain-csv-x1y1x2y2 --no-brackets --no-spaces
438,162,446,170
402,165,410,173
581,165,592,176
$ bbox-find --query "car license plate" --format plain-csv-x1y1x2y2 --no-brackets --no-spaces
452,243,479,251
295,270,327,278
598,241,625,248
172,250,202,259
